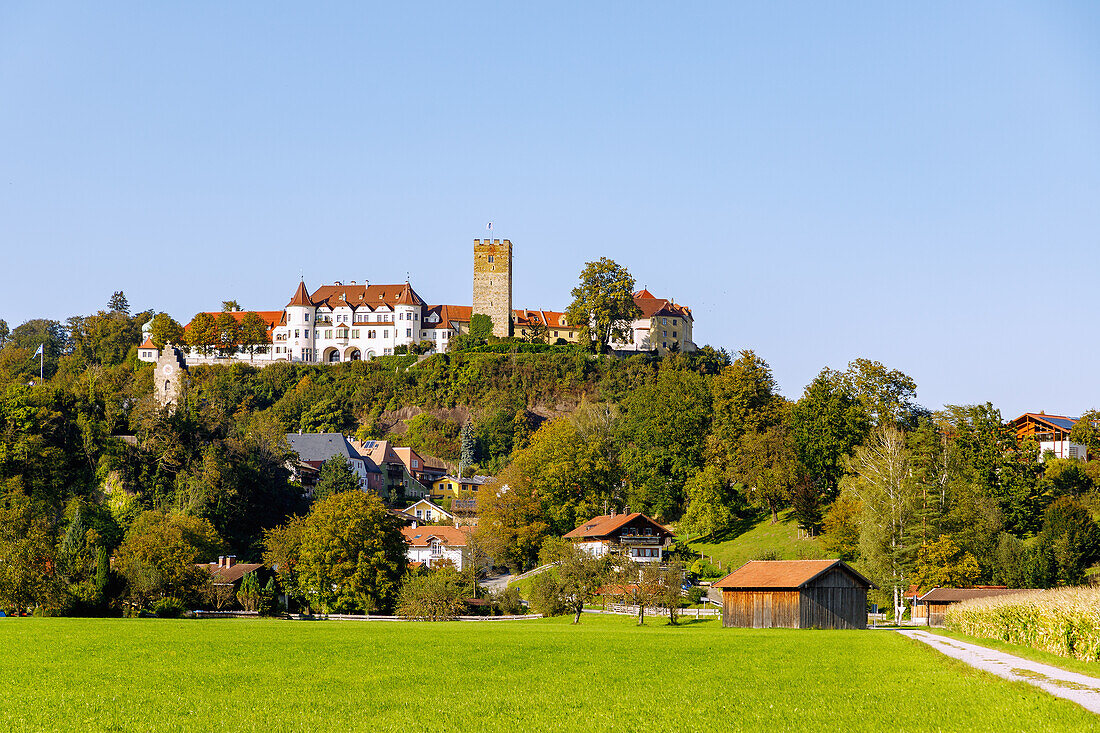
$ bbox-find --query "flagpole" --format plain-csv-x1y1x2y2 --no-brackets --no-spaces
40,347,43,380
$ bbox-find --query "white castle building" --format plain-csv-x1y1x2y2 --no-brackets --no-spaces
139,239,694,365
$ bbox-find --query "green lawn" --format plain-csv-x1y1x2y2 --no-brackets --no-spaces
1,616,1096,731
686,509,826,571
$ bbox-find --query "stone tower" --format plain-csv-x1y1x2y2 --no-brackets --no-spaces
154,344,188,411
472,238,513,337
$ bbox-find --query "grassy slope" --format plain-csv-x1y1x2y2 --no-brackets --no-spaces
0,616,1094,732
685,509,826,571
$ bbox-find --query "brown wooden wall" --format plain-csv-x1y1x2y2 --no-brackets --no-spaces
722,566,869,630
928,602,951,627
722,590,801,628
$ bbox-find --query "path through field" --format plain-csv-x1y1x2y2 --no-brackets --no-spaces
897,629,1100,714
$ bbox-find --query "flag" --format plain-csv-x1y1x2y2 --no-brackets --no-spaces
486,222,493,230
33,344,43,357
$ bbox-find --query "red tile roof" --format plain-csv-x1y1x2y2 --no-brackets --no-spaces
140,338,155,349
310,283,426,310
711,560,872,589
401,525,472,547
287,281,313,307
197,562,263,585
563,513,671,539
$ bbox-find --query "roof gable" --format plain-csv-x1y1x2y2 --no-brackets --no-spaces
563,513,672,539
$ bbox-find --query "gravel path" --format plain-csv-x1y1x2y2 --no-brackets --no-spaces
897,629,1100,714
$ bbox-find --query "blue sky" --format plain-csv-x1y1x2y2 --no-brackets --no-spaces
2,2,1098,418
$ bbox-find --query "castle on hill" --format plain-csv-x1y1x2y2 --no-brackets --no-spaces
139,238,694,365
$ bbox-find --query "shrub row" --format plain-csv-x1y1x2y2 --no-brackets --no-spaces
945,587,1100,662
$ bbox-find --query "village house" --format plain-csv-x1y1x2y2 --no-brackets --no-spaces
196,555,264,609
404,498,453,525
564,512,673,562
712,560,874,630
401,525,473,570
1009,412,1090,461
429,474,492,501
351,439,433,502
285,432,384,497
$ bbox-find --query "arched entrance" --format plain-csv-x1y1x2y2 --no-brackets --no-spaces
323,347,340,363
346,348,361,361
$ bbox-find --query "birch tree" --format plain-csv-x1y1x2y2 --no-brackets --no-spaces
842,425,920,620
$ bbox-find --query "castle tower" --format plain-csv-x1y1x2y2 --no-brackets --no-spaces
472,238,512,337
154,344,188,411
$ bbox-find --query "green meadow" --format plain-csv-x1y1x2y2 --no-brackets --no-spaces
0,615,1095,732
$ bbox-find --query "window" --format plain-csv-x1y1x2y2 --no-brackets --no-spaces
488,254,494,263
554,331,559,337
325,330,332,339
412,459,419,468
414,313,419,321
352,329,359,338
398,312,403,320
294,329,300,338
304,329,309,338
305,313,310,322
673,319,677,326
661,317,667,325
406,328,412,337
384,330,389,338
663,330,667,337
384,348,392,355
416,510,423,519
672,331,677,338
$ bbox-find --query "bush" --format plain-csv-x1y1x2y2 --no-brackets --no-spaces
528,572,566,617
153,597,186,619
689,559,723,580
397,568,469,621
946,587,1100,662
686,586,706,605
495,585,525,615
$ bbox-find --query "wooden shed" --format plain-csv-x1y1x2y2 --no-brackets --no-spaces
712,560,874,630
916,587,1034,627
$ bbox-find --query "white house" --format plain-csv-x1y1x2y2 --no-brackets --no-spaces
563,512,674,563
401,525,473,570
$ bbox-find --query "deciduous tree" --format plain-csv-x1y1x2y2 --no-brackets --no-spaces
789,368,869,499
214,312,241,357
565,258,640,353
295,491,406,614
149,313,184,348
116,511,223,608
238,312,270,359
312,454,361,502
186,312,217,357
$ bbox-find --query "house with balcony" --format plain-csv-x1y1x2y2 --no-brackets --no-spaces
430,474,492,501
1009,412,1090,461
401,525,473,570
285,432,384,497
564,512,673,562
404,498,453,525
351,439,432,503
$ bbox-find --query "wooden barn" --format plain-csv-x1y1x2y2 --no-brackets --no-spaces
712,560,873,630
915,587,1034,627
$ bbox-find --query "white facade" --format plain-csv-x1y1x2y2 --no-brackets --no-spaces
1040,440,1088,461
576,539,665,563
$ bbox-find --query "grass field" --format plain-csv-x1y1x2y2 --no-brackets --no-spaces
686,509,825,570
1,615,1096,732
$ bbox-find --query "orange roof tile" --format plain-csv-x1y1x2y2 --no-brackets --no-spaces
401,525,472,547
140,338,156,349
563,513,672,539
711,560,872,589
287,281,313,307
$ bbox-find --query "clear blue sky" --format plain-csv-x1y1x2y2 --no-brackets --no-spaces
2,2,1098,418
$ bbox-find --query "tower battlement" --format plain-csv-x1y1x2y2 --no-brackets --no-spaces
472,238,513,337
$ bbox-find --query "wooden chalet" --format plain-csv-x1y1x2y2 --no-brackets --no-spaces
564,512,673,562
1009,412,1089,460
915,587,1034,627
712,560,873,630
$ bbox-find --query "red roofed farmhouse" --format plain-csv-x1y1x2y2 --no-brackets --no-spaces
712,560,874,629
402,525,473,570
564,512,673,563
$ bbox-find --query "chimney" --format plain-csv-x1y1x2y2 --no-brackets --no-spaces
218,555,226,568
226,555,236,568
609,507,616,517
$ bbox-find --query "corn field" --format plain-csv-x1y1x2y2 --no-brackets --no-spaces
945,587,1100,662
